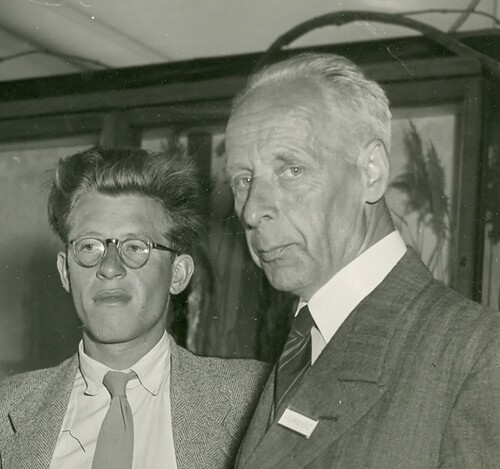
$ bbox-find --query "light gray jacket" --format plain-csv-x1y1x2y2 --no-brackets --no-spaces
0,337,268,469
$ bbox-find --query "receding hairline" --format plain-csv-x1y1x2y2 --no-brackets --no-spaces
234,52,385,104
231,53,392,152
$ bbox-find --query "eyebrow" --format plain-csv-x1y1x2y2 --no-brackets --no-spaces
71,231,102,239
225,162,246,173
274,153,300,164
273,149,317,167
122,232,150,239
223,164,249,180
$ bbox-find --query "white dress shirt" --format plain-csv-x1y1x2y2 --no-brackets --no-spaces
50,331,177,469
300,231,407,363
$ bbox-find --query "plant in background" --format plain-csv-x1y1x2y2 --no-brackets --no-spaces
390,121,450,280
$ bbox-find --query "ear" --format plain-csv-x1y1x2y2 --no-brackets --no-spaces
169,254,195,295
57,251,71,293
359,139,390,204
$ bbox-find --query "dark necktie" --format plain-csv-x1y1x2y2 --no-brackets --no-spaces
92,371,135,469
274,305,315,413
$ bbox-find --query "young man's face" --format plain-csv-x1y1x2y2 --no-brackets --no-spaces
57,192,193,354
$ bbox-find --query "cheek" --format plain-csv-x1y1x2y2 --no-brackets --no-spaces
140,265,172,302
67,273,94,321
288,190,355,248
68,268,93,296
287,190,330,233
233,192,246,217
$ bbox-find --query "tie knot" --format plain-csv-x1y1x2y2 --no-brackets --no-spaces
292,305,314,336
103,371,134,397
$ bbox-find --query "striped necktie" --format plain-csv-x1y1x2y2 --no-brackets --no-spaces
274,305,314,413
92,371,135,469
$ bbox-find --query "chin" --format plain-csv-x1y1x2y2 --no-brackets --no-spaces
265,268,308,297
84,322,139,345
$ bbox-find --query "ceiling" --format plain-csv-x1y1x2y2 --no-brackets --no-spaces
0,0,498,82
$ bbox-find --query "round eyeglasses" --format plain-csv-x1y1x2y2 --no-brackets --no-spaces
70,237,180,269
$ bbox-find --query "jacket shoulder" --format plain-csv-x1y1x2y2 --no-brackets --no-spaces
0,356,76,414
170,343,271,467
392,276,500,388
171,343,270,422
419,278,500,339
173,343,270,391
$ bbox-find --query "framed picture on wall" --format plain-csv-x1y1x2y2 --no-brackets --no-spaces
386,104,460,285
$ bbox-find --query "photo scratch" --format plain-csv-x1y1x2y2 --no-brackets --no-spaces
359,20,382,37
386,46,415,76
62,430,86,453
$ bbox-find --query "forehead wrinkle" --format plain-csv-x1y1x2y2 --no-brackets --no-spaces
228,105,316,154
227,79,335,171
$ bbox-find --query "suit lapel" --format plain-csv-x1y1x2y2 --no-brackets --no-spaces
169,339,234,469
2,356,77,469
242,250,432,469
243,326,388,469
236,366,275,467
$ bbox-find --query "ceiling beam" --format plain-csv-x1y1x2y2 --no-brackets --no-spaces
0,2,170,69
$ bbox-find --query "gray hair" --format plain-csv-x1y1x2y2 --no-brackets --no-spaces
233,53,392,154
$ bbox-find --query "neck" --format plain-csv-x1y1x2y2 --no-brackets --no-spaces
356,201,394,255
301,201,394,301
82,329,165,369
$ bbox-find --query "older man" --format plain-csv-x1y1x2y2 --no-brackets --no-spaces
225,53,500,468
0,147,267,469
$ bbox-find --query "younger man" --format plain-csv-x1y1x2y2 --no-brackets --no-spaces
0,147,267,469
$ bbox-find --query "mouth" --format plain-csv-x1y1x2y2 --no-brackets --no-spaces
256,245,292,262
93,289,132,305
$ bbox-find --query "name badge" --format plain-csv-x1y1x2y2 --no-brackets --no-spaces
278,408,318,439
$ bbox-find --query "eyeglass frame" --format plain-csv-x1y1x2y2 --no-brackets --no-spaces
69,237,180,269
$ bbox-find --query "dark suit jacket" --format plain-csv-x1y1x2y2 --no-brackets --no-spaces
236,250,500,468
0,336,269,469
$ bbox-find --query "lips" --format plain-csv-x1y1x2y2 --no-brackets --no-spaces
93,289,132,304
257,245,291,262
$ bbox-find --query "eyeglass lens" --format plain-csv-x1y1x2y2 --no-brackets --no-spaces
73,238,150,268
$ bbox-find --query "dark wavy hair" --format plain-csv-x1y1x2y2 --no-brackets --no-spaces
47,146,206,254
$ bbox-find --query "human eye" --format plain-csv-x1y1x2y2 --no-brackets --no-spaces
76,238,101,253
280,166,304,180
230,173,252,191
123,239,148,254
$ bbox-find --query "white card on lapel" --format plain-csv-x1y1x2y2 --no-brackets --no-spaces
278,408,318,439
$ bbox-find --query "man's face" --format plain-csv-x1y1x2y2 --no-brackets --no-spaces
57,193,192,350
225,78,367,300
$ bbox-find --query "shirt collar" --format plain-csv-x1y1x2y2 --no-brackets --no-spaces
304,231,407,345
79,331,170,396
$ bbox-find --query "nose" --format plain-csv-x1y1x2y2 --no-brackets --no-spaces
241,176,277,228
97,243,126,279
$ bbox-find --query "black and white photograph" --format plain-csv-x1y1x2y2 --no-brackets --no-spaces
0,1,499,468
